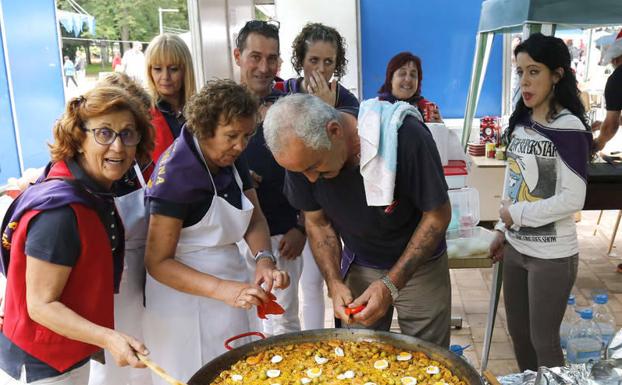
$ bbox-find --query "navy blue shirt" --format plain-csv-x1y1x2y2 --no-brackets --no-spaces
283,77,360,109
156,99,185,138
284,113,448,269
605,65,622,111
244,89,299,236
0,158,123,382
149,147,253,227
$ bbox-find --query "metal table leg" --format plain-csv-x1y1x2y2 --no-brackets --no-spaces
480,261,503,373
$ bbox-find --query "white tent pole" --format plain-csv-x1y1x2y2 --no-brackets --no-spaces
461,32,494,148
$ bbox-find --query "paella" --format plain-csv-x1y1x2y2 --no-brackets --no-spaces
210,340,466,385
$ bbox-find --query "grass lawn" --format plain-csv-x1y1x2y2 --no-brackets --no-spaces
86,63,112,76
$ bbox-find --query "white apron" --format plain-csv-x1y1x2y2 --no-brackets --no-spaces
89,164,151,385
142,137,254,385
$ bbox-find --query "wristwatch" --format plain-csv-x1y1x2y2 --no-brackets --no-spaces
254,250,276,264
381,275,399,302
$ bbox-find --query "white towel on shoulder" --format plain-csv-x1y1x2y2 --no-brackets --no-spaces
357,98,423,206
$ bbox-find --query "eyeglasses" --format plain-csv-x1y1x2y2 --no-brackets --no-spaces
83,127,141,146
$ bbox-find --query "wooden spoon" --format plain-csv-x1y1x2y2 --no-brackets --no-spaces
137,353,189,385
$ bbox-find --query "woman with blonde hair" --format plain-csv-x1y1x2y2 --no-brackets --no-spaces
145,33,196,161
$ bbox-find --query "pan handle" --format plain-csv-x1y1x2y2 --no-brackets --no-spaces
224,331,266,350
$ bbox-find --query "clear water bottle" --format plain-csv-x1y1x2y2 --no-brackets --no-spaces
566,308,603,364
560,294,579,350
593,293,616,348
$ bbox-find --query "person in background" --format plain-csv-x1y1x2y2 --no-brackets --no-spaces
88,73,155,385
592,28,622,152
63,56,78,88
234,20,305,336
122,42,145,86
263,93,452,347
0,87,152,384
281,22,360,330
489,33,592,371
112,52,123,72
378,51,443,123
283,23,359,109
144,34,196,162
74,51,86,83
142,80,289,385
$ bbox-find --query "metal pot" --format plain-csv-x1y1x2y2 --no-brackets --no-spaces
188,329,484,385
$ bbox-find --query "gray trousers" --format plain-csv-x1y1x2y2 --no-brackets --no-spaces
503,243,578,371
344,253,451,347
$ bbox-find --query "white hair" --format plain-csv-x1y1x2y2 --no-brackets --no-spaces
263,93,339,156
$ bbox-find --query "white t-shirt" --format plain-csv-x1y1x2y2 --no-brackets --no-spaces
498,110,587,259
122,49,145,85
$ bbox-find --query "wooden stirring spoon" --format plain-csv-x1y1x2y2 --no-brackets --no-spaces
137,353,189,385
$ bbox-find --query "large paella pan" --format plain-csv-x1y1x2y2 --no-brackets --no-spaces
188,329,484,385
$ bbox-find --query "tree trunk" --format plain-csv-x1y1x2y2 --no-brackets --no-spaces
85,44,91,65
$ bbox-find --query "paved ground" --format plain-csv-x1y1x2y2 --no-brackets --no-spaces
318,210,622,377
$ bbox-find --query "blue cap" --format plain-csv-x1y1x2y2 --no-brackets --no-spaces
595,294,609,304
579,308,593,320
567,294,576,305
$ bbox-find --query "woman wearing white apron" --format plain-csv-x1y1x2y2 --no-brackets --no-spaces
142,80,289,385
89,163,152,385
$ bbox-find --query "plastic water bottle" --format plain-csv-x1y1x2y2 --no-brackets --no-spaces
560,294,579,350
566,308,603,364
593,294,616,348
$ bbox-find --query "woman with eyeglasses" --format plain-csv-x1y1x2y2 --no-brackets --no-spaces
88,73,155,385
145,33,196,163
283,23,359,109
0,86,154,384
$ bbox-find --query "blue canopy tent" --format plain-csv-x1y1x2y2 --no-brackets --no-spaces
462,0,622,374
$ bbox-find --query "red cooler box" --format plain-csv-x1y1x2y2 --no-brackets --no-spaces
444,160,467,189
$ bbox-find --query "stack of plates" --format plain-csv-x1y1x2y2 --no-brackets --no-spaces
467,142,485,156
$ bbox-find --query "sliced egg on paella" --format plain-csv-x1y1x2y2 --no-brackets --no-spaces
433,382,449,385
336,370,355,380
373,359,389,370
334,347,345,357
271,355,283,363
307,368,322,378
231,374,243,382
426,365,440,375
314,355,328,364
300,378,311,384
396,352,412,361
401,377,417,385
266,369,281,378
364,383,378,385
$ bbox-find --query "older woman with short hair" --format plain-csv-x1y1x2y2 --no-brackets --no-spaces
0,86,152,384
145,33,196,162
142,79,289,385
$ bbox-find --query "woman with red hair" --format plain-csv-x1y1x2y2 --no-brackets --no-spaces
378,51,443,123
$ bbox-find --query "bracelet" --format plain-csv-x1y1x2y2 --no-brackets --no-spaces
254,250,276,265
380,275,399,302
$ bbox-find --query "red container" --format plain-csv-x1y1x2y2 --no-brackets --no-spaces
423,102,437,122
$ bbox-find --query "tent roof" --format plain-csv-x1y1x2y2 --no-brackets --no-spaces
478,0,622,34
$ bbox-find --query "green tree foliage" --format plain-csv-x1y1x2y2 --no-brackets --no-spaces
57,0,189,42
